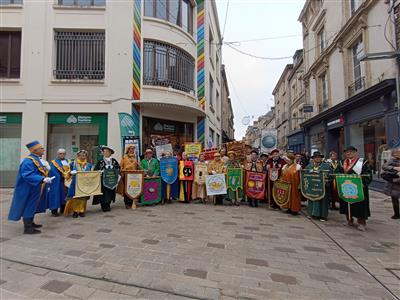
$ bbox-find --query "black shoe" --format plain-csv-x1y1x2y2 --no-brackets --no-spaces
32,222,42,228
79,213,85,218
391,215,400,219
24,227,41,234
72,212,79,218
51,212,60,217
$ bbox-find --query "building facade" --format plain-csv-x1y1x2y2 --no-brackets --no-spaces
0,0,225,187
221,64,235,142
244,109,275,150
299,0,399,189
273,64,293,150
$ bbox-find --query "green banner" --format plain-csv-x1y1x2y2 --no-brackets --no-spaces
336,175,364,203
102,168,119,190
227,168,242,191
300,171,325,201
119,113,138,137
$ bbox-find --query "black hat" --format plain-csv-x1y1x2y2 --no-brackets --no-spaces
344,146,358,152
311,151,324,159
250,149,259,155
260,153,268,158
100,145,115,155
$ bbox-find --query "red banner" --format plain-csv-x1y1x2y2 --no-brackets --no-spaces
203,148,219,161
246,171,266,200
179,160,194,181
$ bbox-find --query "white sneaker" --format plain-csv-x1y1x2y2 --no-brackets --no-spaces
357,224,366,231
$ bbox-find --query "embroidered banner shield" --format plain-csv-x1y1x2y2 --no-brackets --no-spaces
102,168,119,190
227,168,243,191
160,157,178,184
75,171,102,198
300,171,326,201
125,171,144,200
194,163,208,185
272,180,291,207
179,160,194,181
246,171,266,200
269,168,279,181
141,176,162,205
205,174,227,196
336,175,364,203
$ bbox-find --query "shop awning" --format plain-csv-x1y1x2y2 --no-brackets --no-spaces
133,101,206,117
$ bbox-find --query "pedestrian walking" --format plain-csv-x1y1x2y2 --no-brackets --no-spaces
382,147,400,219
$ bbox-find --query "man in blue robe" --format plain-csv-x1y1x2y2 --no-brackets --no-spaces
8,140,54,234
48,148,70,216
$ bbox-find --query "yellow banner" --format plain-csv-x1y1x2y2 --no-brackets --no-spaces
185,143,202,158
74,171,102,198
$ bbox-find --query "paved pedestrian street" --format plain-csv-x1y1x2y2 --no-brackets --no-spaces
0,189,399,300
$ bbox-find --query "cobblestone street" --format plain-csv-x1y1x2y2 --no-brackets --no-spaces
0,189,399,300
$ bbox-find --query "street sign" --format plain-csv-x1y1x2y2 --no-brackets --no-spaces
303,105,313,113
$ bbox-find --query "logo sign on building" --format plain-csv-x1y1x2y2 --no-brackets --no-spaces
327,117,344,127
118,113,137,136
0,116,7,124
66,115,92,124
261,129,277,154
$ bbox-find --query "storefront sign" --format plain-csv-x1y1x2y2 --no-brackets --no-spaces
66,115,93,124
327,117,344,127
0,114,22,124
119,113,137,136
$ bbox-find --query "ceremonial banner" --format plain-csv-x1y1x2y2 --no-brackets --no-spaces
194,163,208,185
268,168,279,182
261,129,277,154
227,168,243,191
272,180,291,207
300,171,326,201
203,148,219,161
125,171,144,200
155,143,173,160
185,143,202,159
141,176,162,205
179,160,194,181
160,157,178,184
246,171,266,200
74,171,102,198
102,168,119,190
206,174,227,196
336,175,364,203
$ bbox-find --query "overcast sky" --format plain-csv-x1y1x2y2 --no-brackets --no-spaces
216,0,306,140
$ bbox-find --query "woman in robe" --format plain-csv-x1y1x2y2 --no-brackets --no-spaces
280,153,301,215
117,145,140,209
64,150,93,218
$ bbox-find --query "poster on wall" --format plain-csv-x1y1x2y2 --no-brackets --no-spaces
123,136,140,160
155,143,173,159
260,129,277,154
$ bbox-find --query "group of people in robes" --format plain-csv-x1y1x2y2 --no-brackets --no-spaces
8,139,377,235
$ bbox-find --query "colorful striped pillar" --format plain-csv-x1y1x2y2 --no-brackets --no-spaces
196,0,205,145
132,0,142,100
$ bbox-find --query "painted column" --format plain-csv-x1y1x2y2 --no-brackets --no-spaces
196,0,205,146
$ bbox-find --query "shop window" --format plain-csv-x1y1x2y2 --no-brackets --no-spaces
143,40,194,93
144,0,193,35
349,118,387,179
0,0,22,4
319,72,329,111
0,31,21,78
311,132,325,155
54,31,105,80
57,0,105,6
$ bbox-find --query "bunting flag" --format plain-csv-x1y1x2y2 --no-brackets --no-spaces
336,174,364,203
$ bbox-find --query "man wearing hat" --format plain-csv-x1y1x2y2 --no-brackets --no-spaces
226,150,242,206
305,151,332,221
266,148,286,209
48,149,70,216
93,146,120,212
8,140,54,234
141,148,160,177
337,146,372,231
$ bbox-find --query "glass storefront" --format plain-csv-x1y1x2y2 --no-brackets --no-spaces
349,117,387,179
47,114,107,164
0,113,22,187
310,132,325,155
142,117,194,153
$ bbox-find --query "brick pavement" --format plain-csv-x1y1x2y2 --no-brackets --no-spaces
0,189,399,300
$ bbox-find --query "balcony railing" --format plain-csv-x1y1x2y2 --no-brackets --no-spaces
57,0,105,6
348,76,365,97
0,0,22,4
